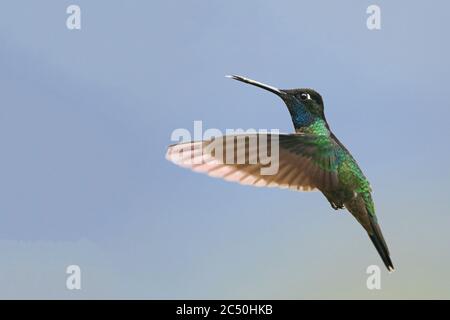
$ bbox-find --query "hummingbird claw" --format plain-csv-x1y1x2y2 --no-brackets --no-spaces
331,203,345,210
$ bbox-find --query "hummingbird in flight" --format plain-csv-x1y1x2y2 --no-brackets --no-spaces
166,75,394,272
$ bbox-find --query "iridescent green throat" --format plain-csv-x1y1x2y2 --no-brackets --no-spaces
296,119,330,136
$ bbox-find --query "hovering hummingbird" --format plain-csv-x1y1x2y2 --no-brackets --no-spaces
166,75,394,272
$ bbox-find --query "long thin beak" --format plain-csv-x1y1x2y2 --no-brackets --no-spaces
226,75,286,96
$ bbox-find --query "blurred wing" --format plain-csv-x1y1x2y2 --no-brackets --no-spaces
166,133,340,192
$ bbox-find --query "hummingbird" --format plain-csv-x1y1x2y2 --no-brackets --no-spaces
166,75,394,272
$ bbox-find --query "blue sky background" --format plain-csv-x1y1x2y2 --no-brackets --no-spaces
0,0,449,298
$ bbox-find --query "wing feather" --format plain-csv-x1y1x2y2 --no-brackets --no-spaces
166,133,341,192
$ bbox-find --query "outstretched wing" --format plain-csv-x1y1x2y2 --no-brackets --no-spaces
166,133,341,192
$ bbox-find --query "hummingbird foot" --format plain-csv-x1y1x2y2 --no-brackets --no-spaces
323,192,345,211
330,203,345,210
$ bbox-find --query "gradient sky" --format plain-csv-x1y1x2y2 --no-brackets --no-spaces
0,0,449,299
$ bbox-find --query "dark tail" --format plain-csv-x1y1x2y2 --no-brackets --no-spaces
368,215,395,272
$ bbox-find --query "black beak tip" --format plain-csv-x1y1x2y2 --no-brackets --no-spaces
225,74,285,97
225,75,241,81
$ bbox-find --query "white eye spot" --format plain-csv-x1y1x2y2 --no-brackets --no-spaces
300,92,311,100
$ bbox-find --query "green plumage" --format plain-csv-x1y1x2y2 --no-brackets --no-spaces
166,75,394,271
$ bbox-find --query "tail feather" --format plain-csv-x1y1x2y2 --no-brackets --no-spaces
368,215,395,272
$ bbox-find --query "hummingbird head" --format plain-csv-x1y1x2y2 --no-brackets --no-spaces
226,75,328,132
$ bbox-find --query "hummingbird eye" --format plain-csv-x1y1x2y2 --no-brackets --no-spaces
300,92,311,100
